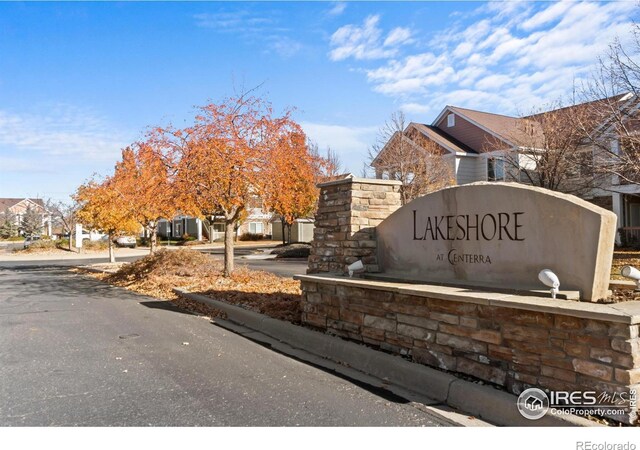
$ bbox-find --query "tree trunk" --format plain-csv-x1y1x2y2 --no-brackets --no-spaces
150,228,157,254
68,228,73,252
281,217,286,245
223,220,235,277
286,223,292,244
148,222,156,254
108,232,115,263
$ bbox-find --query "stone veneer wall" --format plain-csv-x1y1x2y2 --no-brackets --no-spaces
307,177,402,274
299,278,640,424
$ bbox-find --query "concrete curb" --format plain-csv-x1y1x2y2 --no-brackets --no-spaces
173,288,598,427
75,266,112,274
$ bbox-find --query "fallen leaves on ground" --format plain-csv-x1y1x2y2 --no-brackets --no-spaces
83,248,302,323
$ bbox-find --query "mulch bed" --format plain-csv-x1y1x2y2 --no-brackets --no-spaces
80,248,302,323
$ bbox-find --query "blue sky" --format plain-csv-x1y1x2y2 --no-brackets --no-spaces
0,1,638,202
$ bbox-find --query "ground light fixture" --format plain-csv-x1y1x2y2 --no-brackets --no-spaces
348,260,364,277
538,269,560,299
621,265,640,290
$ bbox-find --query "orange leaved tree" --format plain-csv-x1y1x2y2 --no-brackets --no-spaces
263,130,321,244
111,140,176,253
171,93,297,276
74,178,140,263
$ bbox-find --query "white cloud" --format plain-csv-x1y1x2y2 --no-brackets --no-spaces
328,1,640,116
384,27,413,47
329,15,414,61
520,0,573,31
327,2,347,17
267,36,303,58
400,103,432,114
0,104,129,162
475,74,512,91
366,53,452,95
194,11,275,32
452,42,474,59
194,10,299,59
301,121,378,172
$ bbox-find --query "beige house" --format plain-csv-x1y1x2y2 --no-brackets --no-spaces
0,198,52,236
372,93,640,244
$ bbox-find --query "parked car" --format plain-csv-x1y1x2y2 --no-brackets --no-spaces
23,235,41,248
115,236,136,248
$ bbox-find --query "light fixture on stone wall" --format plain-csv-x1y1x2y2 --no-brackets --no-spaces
538,269,560,299
621,265,640,290
348,260,364,277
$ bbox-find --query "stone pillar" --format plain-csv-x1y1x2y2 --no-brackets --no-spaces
308,176,402,274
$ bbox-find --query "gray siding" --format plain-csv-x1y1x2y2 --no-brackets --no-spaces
272,220,314,243
456,156,483,184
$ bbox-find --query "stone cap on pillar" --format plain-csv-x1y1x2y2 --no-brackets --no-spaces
317,175,403,188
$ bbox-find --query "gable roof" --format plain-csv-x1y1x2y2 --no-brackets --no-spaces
370,123,469,168
431,95,636,150
524,92,637,138
410,123,477,155
0,198,46,212
434,105,523,147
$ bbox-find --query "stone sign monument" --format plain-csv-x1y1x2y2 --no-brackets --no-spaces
299,177,639,424
377,182,617,301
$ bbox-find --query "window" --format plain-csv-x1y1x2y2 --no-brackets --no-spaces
610,139,620,155
249,222,263,234
212,223,225,232
447,114,455,127
630,204,640,227
487,157,505,181
173,222,182,237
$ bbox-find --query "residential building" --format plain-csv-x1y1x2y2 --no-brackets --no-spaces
157,198,274,241
371,93,640,244
158,216,204,240
271,217,314,243
0,198,52,236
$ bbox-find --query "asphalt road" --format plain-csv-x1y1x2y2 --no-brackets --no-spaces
0,264,453,426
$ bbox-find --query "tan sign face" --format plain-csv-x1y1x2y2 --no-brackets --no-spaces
376,182,616,300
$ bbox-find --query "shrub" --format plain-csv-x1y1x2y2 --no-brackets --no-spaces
56,238,70,249
180,239,202,246
83,240,109,251
19,239,56,252
239,232,264,241
275,246,311,258
1,236,24,242
270,242,312,254
182,233,196,241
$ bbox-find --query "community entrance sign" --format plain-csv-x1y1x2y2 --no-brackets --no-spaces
376,182,617,300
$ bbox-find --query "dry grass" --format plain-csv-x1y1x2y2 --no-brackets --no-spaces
14,240,58,253
92,248,302,323
15,239,107,254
